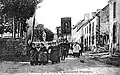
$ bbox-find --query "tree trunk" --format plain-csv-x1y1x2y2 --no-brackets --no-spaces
20,23,23,38
19,22,21,38
17,21,19,38
12,17,15,38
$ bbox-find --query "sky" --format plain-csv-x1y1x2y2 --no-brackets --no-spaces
34,0,109,33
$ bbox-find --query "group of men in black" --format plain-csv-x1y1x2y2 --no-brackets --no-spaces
29,42,70,66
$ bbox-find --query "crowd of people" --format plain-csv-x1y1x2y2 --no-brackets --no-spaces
28,41,83,66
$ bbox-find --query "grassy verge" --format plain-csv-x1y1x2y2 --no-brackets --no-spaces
90,55,120,67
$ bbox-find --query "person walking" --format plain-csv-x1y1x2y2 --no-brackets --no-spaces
68,43,73,57
59,43,67,60
30,43,38,66
50,43,60,64
66,42,70,58
38,43,48,65
48,43,54,62
112,43,116,56
36,44,41,65
73,42,81,58
79,43,83,56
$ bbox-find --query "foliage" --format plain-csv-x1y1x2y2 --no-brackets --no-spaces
4,25,13,33
0,25,4,34
0,0,42,34
36,24,44,30
44,28,54,41
34,28,43,41
34,24,54,41
0,0,41,19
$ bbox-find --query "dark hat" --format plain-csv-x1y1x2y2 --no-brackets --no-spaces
41,43,44,46
36,44,40,47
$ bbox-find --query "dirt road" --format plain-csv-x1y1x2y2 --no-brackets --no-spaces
0,56,119,75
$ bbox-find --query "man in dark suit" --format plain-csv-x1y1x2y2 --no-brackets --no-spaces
30,43,38,66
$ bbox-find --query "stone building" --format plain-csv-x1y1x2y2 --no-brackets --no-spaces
72,13,100,51
108,0,120,52
72,19,84,43
98,4,110,47
72,0,120,53
89,12,100,51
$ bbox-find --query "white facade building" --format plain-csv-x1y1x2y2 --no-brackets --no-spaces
72,12,100,51
72,20,84,43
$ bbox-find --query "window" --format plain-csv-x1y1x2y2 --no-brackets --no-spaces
92,36,94,44
85,28,86,34
85,39,86,46
87,26,88,33
89,36,91,45
89,23,91,34
92,22,94,33
113,24,117,43
87,37,88,46
113,2,116,18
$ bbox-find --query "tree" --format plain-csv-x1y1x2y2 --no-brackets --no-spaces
4,25,12,33
0,0,43,38
34,24,54,41
0,25,4,37
34,28,43,41
44,28,54,41
0,0,42,19
36,24,44,30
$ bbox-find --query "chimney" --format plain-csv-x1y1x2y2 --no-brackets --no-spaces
84,13,90,20
91,12,96,17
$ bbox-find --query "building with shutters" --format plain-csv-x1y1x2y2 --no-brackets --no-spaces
71,19,84,43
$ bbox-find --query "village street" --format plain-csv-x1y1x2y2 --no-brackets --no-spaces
0,53,119,75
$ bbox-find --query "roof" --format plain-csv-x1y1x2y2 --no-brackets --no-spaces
76,20,90,32
75,4,108,32
76,10,101,32
101,4,109,11
73,19,84,29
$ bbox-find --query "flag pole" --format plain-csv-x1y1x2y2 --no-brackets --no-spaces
31,15,36,43
31,5,41,43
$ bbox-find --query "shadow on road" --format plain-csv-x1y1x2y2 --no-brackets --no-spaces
0,55,30,62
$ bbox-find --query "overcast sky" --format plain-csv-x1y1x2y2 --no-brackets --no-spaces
35,0,109,33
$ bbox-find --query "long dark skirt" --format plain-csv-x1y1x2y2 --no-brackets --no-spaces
30,51,38,66
38,52,48,65
50,50,60,64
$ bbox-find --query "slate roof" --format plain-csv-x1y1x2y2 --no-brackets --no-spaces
76,10,101,32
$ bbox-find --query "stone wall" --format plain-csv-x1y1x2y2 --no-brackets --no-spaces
0,38,26,56
109,0,120,52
